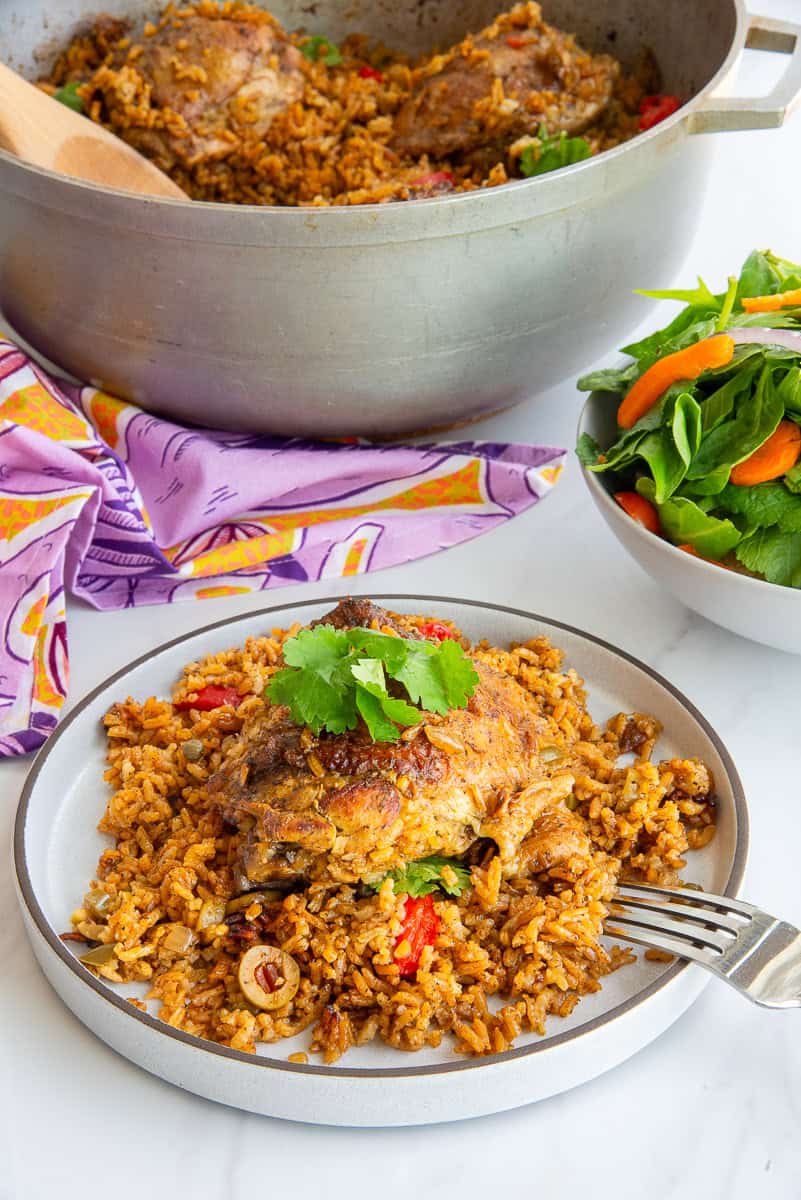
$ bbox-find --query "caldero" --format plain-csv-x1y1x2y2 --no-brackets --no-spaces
0,0,799,436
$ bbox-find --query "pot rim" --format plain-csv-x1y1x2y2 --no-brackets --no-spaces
0,0,747,239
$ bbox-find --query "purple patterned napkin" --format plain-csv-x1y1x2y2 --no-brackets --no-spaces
0,337,565,756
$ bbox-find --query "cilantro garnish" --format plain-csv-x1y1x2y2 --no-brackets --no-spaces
519,124,591,178
266,625,479,742
53,81,84,113
300,35,342,66
371,856,472,898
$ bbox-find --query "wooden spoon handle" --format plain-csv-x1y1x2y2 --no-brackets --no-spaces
0,62,186,199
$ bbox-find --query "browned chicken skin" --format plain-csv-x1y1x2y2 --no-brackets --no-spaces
391,3,618,161
123,14,304,168
210,599,577,888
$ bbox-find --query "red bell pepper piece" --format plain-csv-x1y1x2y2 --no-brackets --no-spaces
506,34,526,48
174,684,242,711
418,620,457,642
358,65,384,80
408,171,455,190
394,894,440,977
639,94,680,131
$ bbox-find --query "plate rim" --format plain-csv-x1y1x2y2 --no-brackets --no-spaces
14,593,749,1081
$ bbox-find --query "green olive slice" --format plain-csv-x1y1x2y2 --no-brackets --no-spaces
78,943,117,967
238,945,300,1011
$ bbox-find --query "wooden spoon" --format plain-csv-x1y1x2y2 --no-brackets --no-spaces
0,62,186,200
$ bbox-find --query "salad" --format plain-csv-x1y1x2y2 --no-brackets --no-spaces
577,249,801,588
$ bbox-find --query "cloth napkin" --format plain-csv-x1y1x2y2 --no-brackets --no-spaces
0,336,565,757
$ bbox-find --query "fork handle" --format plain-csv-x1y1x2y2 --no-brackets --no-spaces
721,918,801,1009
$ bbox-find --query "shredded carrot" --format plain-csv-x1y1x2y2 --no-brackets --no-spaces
614,491,661,534
677,543,735,570
676,543,715,562
741,287,801,313
617,335,735,429
729,419,801,485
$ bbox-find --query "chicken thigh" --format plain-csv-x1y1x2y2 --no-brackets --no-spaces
211,599,576,887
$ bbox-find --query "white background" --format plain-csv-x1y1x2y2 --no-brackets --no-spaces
3,2,801,1196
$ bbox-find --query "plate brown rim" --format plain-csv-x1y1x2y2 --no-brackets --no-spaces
14,593,749,1080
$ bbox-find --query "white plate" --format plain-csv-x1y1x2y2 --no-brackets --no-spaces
14,596,748,1126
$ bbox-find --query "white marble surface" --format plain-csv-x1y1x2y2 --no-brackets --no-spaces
3,4,801,1196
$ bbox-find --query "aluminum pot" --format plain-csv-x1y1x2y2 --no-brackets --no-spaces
1,1,800,437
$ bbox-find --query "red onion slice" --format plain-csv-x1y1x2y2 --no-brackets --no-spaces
730,327,801,351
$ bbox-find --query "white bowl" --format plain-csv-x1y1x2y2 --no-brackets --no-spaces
577,389,801,655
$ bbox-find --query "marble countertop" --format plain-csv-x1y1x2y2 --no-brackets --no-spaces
3,3,801,1196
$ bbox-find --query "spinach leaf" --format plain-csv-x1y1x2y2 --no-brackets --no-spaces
672,391,702,464
576,362,638,394
700,359,762,433
735,528,801,587
718,482,801,533
785,462,801,494
736,250,783,303
776,366,801,415
766,251,801,286
680,466,731,497
576,433,601,466
638,430,687,503
686,364,783,480
584,426,650,473
638,480,741,558
622,310,718,370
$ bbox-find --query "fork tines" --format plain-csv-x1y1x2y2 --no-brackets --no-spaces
605,882,801,1008
607,882,756,966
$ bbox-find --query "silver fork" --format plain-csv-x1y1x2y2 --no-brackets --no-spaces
606,882,801,1008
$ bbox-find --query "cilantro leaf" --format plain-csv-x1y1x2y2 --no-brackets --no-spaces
735,527,801,587
393,644,445,714
300,35,342,65
355,688,404,742
371,856,472,898
283,624,349,672
717,481,801,533
266,623,479,741
437,637,480,707
347,629,408,674
519,125,591,178
268,666,357,734
350,658,420,741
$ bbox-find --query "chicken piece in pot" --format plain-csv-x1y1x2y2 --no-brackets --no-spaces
121,13,304,168
391,1,618,161
211,599,575,888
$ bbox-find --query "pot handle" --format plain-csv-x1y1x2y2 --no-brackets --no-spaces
690,15,801,133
